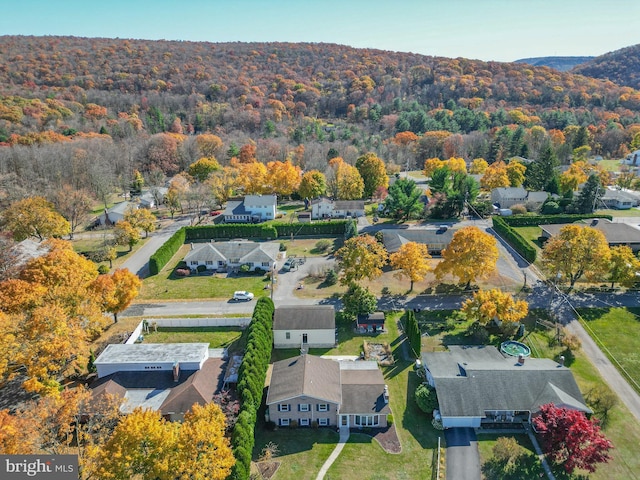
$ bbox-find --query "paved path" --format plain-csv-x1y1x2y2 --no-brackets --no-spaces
315,427,350,480
524,424,556,480
444,428,481,480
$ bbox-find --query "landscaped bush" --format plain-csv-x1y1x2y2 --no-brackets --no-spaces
315,239,332,253
501,213,612,227
97,264,109,274
272,220,351,237
492,216,537,263
510,204,527,215
239,264,250,273
325,269,338,286
415,384,439,414
175,268,191,276
149,226,186,275
196,264,207,273
185,224,277,241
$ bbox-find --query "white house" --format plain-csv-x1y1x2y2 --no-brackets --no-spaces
98,201,136,226
224,194,277,223
311,198,365,220
600,188,640,210
273,305,336,349
491,187,548,209
139,187,168,209
623,149,640,166
183,240,280,273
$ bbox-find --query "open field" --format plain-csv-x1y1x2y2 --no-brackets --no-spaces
597,159,623,172
142,326,244,350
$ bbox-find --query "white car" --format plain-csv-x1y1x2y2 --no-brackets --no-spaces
233,291,254,301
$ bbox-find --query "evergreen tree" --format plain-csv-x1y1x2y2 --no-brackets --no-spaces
572,173,603,213
384,178,423,221
526,144,558,191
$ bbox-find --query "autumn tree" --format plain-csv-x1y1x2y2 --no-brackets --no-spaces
446,157,467,173
560,161,588,194
469,158,488,174
2,196,71,241
237,161,268,194
113,220,140,251
131,169,144,195
266,159,302,197
480,161,510,190
336,235,388,285
423,158,445,178
506,160,526,187
53,186,94,239
187,156,221,182
125,207,156,238
196,133,223,158
355,152,388,198
434,226,499,289
207,166,239,206
164,187,181,218
541,225,611,288
91,268,141,322
335,161,365,200
383,178,423,221
608,245,640,288
462,289,528,333
298,170,327,199
533,403,613,474
390,242,432,291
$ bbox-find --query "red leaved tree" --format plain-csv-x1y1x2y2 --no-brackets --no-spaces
532,403,613,474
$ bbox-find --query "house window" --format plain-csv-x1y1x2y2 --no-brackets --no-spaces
190,261,198,266
299,404,310,412
285,332,291,340
354,415,379,427
218,261,225,266
262,262,270,267
205,261,213,265
299,418,310,426
279,418,290,426
317,404,329,412
278,404,290,412
318,418,329,426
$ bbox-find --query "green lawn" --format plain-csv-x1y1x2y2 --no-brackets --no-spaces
512,226,543,250
142,326,244,350
138,245,271,300
476,433,544,479
597,159,623,172
594,208,640,217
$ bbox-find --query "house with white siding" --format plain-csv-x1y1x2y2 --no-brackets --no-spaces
311,198,365,220
224,194,277,223
273,305,336,349
183,240,280,272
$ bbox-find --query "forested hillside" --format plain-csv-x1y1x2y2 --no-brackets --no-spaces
1,35,640,206
515,56,594,72
572,44,640,90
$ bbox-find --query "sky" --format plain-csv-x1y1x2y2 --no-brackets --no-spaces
2,0,640,62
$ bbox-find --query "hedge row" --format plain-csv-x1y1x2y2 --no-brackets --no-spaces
492,216,537,263
272,220,353,237
501,213,612,227
185,224,277,241
230,297,274,480
405,310,421,358
148,227,186,275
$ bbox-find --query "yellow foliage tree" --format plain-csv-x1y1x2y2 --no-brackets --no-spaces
506,160,527,187
462,289,528,327
480,161,510,190
91,268,141,323
266,160,302,197
125,208,157,238
609,245,640,289
355,152,388,198
469,158,489,174
336,235,388,285
446,157,467,173
195,133,223,158
2,196,70,241
113,220,140,251
423,158,445,178
238,161,268,194
187,156,221,182
434,226,499,289
207,166,239,206
560,161,589,193
390,242,432,291
336,161,364,200
298,170,327,199
541,225,611,288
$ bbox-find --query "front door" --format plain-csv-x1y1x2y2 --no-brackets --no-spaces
302,333,308,344
341,415,348,427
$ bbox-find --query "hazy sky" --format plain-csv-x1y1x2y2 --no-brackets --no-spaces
3,0,640,62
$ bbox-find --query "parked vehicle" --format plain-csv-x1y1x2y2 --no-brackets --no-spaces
232,291,254,301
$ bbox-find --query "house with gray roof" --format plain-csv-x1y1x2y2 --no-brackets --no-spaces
183,240,280,272
381,227,456,255
491,187,549,209
91,343,225,421
224,194,277,223
273,305,336,349
98,201,136,226
311,197,365,220
600,188,640,210
421,345,590,429
266,354,390,429
540,218,640,253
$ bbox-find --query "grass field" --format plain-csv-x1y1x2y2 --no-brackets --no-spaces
594,208,640,217
142,326,244,350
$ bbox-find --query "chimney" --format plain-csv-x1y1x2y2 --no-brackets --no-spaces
559,355,565,367
517,354,525,365
172,362,180,382
190,243,194,250
383,385,389,404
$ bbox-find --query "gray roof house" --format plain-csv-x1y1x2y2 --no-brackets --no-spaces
600,188,640,210
224,194,277,223
91,343,225,421
98,201,136,226
273,305,336,348
266,354,390,429
491,187,549,209
311,197,365,220
540,219,640,253
422,345,590,429
139,187,168,209
381,227,456,255
183,240,280,272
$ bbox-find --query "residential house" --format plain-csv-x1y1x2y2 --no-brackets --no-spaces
311,197,365,220
139,187,168,209
421,345,590,429
98,201,136,226
600,188,640,210
540,218,640,253
380,227,456,255
491,187,549,209
224,194,277,223
266,354,390,429
91,343,225,421
11,238,50,269
356,312,386,333
183,240,280,273
623,149,640,166
273,305,336,349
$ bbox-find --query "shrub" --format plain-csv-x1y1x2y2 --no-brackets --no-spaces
175,268,191,276
196,264,207,273
289,419,299,429
315,239,332,253
510,203,527,215
415,384,439,413
239,264,250,273
149,227,186,275
279,242,286,251
253,267,266,276
386,414,394,426
325,269,338,286
97,264,109,274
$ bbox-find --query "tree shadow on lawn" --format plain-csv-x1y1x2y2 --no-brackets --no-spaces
254,423,339,458
399,369,439,450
